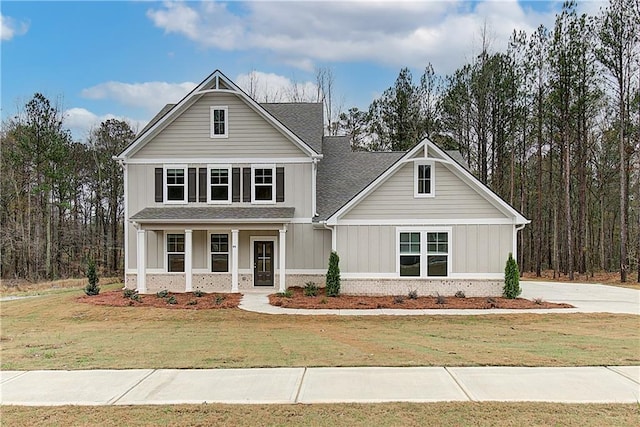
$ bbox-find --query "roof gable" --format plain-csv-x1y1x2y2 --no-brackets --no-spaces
117,70,321,159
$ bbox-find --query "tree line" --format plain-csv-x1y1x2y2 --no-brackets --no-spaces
1,0,637,282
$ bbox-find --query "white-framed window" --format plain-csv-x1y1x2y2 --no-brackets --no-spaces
252,165,275,203
164,165,187,204
397,228,451,277
208,165,231,203
210,106,228,138
414,160,435,197
210,233,229,272
167,233,185,272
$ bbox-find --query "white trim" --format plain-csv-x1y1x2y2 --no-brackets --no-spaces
286,269,327,275
163,165,188,204
185,229,193,292
210,106,228,138
123,157,313,165
123,164,129,273
279,228,287,292
290,217,313,224
337,218,516,226
207,164,232,204
251,164,276,204
231,229,239,292
449,273,503,279
249,236,278,287
342,272,398,279
396,227,453,278
414,160,435,198
166,232,186,273
136,229,146,293
311,159,318,216
341,272,502,280
135,219,293,225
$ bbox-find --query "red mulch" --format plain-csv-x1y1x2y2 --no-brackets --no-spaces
78,290,241,309
269,287,574,310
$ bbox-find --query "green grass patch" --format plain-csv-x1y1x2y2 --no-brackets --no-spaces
0,287,638,370
1,403,638,426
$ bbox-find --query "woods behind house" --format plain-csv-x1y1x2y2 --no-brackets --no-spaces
1,0,638,282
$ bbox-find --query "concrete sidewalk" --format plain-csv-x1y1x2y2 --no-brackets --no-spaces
239,281,640,316
1,366,638,405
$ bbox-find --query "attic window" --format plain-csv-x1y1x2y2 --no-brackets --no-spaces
414,160,435,198
210,106,228,138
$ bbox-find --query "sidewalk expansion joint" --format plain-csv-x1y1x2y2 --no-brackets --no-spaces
108,369,157,405
605,366,640,385
444,367,474,402
293,367,307,404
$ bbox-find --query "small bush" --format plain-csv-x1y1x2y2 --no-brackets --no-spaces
503,252,521,299
277,289,293,298
84,259,100,296
156,289,169,298
123,288,141,302
166,295,177,305
436,293,446,305
325,251,341,297
304,281,319,297
407,289,418,300
533,297,544,305
486,297,497,308
320,297,328,304
455,290,466,298
215,295,226,305
187,300,197,306
394,295,405,304
193,290,205,297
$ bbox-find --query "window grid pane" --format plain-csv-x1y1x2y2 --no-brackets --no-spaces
210,234,229,272
417,164,431,194
167,234,185,272
210,169,230,201
213,109,226,135
399,232,420,254
166,168,185,201
254,168,274,201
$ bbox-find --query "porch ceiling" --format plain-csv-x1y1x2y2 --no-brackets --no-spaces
130,206,295,223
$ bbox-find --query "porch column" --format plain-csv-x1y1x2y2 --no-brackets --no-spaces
279,227,287,292
185,229,193,292
136,229,146,293
231,229,239,292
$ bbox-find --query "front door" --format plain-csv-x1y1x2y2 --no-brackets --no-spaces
254,241,274,287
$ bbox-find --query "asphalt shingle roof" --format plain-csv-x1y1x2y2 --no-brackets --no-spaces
131,207,295,222
261,103,324,154
316,136,405,221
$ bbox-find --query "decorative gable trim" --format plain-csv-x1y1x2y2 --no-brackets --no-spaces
325,139,529,226
116,70,321,160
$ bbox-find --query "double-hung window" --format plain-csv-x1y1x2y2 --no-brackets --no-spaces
165,166,187,203
210,233,229,272
167,233,185,272
414,161,435,197
252,165,275,203
210,106,228,138
398,229,450,277
208,165,231,203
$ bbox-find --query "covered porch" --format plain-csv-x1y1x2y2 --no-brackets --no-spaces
128,207,295,294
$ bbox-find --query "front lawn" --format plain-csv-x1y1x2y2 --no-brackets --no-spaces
1,285,638,370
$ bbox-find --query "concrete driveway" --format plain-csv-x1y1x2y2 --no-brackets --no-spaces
520,281,640,315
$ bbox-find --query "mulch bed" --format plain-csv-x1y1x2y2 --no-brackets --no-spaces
78,290,241,309
269,287,574,310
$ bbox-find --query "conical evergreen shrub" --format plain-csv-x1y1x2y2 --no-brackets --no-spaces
326,251,341,297
503,252,521,299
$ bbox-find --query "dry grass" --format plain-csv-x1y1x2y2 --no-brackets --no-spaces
1,403,638,426
0,277,121,296
522,270,640,290
1,284,638,370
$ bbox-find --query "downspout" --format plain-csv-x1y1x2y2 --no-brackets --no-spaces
322,221,336,252
312,158,318,217
115,157,127,290
514,223,526,264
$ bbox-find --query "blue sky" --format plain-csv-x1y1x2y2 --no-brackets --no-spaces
1,0,605,140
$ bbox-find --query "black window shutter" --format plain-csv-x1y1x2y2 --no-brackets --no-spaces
198,168,207,202
188,168,197,202
276,167,285,202
242,168,251,202
232,168,241,202
154,168,163,202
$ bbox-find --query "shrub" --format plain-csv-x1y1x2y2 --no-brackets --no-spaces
533,297,544,305
84,259,100,296
325,251,341,297
436,293,446,305
193,290,205,297
156,289,169,298
407,289,418,300
320,297,328,304
503,252,521,299
166,295,177,305
455,290,466,298
276,289,293,298
304,281,319,297
215,295,226,305
123,288,141,302
187,300,197,306
394,295,405,304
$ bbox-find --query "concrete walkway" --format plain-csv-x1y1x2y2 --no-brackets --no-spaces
239,281,640,316
1,366,638,405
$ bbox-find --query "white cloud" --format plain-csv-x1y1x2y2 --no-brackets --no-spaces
81,81,196,111
235,71,320,103
145,0,562,73
64,107,147,141
1,14,29,41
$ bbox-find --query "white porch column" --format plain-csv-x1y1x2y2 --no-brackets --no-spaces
136,229,146,293
185,229,193,292
279,227,287,292
231,229,239,292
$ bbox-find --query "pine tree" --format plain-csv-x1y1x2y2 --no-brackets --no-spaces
325,251,341,297
84,258,100,296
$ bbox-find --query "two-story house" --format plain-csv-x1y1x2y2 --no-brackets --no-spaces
116,70,529,297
